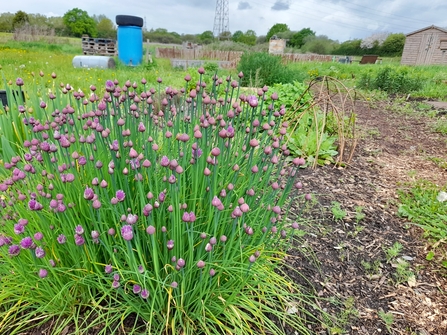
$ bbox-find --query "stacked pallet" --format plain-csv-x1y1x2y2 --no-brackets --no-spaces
82,36,117,56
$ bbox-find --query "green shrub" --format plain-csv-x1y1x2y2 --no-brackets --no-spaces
237,52,305,87
357,66,424,94
274,81,338,165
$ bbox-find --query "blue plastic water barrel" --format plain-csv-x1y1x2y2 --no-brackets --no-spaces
116,15,143,66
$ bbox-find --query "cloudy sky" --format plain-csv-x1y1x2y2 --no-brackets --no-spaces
2,0,447,42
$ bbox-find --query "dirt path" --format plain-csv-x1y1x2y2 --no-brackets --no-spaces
287,96,447,334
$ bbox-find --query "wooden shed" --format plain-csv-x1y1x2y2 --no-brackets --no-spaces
401,25,447,65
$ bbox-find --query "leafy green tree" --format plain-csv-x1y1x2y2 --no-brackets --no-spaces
380,33,406,56
28,14,50,27
232,30,244,42
302,35,338,55
47,16,66,36
333,39,362,56
198,30,214,44
12,11,29,29
96,17,116,39
0,12,14,32
239,30,256,46
290,28,315,48
266,23,289,41
219,31,232,41
63,8,97,37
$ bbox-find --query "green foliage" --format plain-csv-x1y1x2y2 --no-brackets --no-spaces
332,39,362,56
63,8,97,38
96,17,116,39
432,117,447,135
393,260,415,285
198,30,215,44
273,81,338,164
266,23,289,41
355,206,366,223
301,35,337,55
331,201,347,221
378,310,394,332
0,70,325,334
12,11,29,30
232,29,257,46
381,33,406,57
0,13,14,32
289,28,315,48
357,66,424,94
144,28,182,44
398,180,447,241
237,52,304,86
384,242,403,263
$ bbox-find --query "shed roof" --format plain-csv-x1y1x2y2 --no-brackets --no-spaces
406,25,447,37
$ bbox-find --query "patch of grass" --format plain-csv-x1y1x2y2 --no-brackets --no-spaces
432,117,447,135
427,156,447,170
398,180,447,241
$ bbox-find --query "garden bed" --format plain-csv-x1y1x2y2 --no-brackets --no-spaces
287,96,447,334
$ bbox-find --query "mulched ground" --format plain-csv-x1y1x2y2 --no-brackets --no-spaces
285,94,447,334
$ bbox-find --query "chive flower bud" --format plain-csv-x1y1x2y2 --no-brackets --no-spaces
121,225,133,241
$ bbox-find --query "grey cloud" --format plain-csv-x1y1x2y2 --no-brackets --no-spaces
238,1,252,10
271,0,290,11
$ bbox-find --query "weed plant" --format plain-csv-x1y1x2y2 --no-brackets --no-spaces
0,69,325,334
398,180,447,241
237,52,305,87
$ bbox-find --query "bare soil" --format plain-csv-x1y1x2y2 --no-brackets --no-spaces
286,95,447,334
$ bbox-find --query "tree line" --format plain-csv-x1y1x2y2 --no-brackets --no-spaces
0,9,406,57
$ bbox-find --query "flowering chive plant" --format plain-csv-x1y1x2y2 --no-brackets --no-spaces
0,68,322,334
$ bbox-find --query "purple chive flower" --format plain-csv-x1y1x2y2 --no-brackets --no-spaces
249,255,256,263
35,246,45,258
113,273,120,281
116,190,125,202
248,95,258,108
38,269,48,278
133,284,142,294
192,148,203,159
20,236,34,249
8,244,21,256
146,225,155,235
49,259,56,267
305,194,312,201
126,214,138,225
140,289,149,299
197,260,205,269
112,281,120,289
57,234,67,244
0,235,12,247
171,281,178,288
14,223,25,235
105,264,113,274
75,225,84,235
138,265,145,273
121,225,133,241
91,230,99,239
160,156,169,167
167,239,174,250
209,269,216,277
292,222,299,229
177,258,185,268
74,234,85,246
84,187,95,200
34,232,43,241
